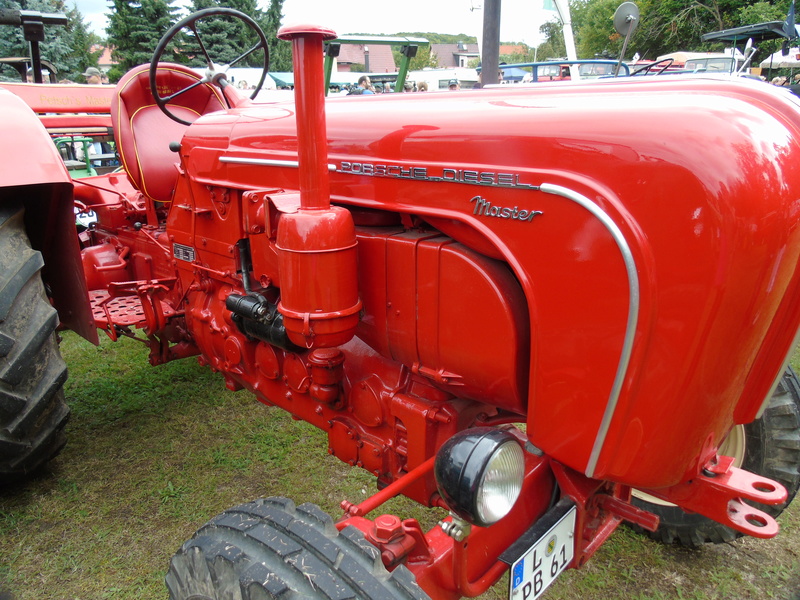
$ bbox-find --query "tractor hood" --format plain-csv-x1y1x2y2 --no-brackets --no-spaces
178,76,800,489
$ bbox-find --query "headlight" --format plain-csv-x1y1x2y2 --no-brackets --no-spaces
434,427,525,527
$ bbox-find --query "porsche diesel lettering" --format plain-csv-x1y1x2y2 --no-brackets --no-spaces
338,161,538,188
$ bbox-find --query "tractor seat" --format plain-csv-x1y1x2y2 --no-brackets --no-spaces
111,63,226,203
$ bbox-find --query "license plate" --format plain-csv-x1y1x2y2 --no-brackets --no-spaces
508,505,576,600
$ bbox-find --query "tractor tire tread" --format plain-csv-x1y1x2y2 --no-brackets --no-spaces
167,497,430,600
0,203,70,482
630,367,800,547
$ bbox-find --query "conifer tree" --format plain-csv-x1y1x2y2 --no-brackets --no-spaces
106,0,178,75
180,0,290,72
263,0,291,72
184,0,250,67
0,0,100,82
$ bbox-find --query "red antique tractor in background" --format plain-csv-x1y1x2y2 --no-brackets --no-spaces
2,8,800,599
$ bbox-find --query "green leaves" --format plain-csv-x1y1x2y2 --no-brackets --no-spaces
0,0,101,82
539,0,797,65
107,0,180,72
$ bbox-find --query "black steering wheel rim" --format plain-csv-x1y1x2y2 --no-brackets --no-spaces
630,57,674,76
149,7,270,125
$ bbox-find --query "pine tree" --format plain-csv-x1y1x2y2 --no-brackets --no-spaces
107,0,178,74
182,0,277,69
184,0,249,67
0,0,100,82
263,0,291,72
177,0,289,72
62,5,102,81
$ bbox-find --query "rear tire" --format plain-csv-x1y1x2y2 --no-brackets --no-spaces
0,203,70,482
166,497,430,599
631,368,800,546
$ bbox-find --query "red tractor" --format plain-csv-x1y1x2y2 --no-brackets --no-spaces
2,8,800,599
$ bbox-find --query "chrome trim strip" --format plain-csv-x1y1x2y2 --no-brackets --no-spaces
219,156,336,171
539,183,640,479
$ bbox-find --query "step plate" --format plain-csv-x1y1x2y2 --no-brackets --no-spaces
89,290,176,328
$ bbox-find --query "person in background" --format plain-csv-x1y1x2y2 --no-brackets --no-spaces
448,78,460,91
82,67,102,84
417,81,428,92
27,67,53,83
358,75,374,94
384,82,392,93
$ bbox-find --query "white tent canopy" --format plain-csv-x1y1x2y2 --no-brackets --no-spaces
760,47,800,68
190,67,278,90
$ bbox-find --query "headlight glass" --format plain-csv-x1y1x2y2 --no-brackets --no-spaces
476,440,525,524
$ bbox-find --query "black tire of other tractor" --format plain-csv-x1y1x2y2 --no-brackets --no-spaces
631,367,800,547
166,497,431,600
0,203,70,482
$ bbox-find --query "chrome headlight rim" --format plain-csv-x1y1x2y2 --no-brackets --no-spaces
434,427,525,527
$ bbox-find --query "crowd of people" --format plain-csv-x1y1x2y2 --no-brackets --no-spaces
27,65,109,85
771,74,800,87
334,75,450,95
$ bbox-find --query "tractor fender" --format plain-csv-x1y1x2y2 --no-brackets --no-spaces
0,88,97,344
0,87,70,186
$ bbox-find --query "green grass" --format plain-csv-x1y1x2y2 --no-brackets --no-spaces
0,334,798,599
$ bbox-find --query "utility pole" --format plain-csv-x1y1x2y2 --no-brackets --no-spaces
481,0,501,86
553,0,579,79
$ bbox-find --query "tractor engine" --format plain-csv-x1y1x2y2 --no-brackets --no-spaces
56,19,800,600
6,5,800,599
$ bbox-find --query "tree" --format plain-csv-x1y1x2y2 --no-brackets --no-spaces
183,0,251,67
535,18,567,61
0,0,100,81
499,46,537,65
395,32,477,45
391,45,439,71
64,4,103,81
539,0,795,65
572,0,627,59
735,1,788,60
180,0,291,72
262,0,291,72
107,0,179,73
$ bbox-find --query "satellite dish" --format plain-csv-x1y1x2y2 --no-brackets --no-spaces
613,2,640,37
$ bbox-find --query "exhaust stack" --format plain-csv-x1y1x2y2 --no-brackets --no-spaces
275,24,361,348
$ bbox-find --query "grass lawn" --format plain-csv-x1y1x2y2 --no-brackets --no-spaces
0,333,798,599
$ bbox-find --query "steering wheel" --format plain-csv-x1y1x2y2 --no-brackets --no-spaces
150,8,270,125
630,57,674,76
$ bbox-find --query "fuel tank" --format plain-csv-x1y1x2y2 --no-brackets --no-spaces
177,76,800,489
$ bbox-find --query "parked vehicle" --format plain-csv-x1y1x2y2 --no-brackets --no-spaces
492,59,626,83
2,7,800,600
684,54,741,72
0,56,58,82
407,67,480,90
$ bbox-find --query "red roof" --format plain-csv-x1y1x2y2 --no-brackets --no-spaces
336,44,396,73
431,43,479,68
500,44,528,56
91,45,116,69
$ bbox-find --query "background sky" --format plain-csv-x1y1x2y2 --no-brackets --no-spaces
71,0,559,48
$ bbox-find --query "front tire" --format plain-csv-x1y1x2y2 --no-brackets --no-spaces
166,497,430,599
0,203,70,481
632,368,800,546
